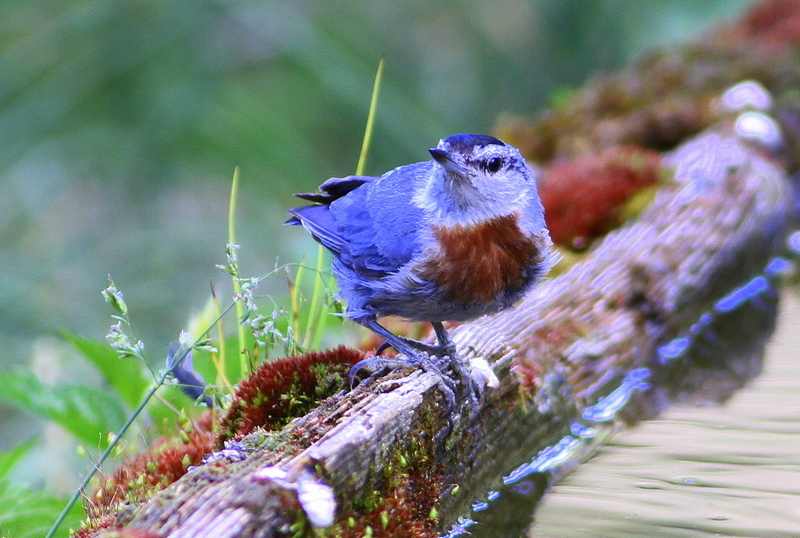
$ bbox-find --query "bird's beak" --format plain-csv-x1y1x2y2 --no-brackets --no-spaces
429,148,469,178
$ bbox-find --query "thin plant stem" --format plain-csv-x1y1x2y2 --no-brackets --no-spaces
211,283,232,389
356,56,384,176
302,56,385,349
302,248,326,349
227,166,249,377
291,259,304,343
45,303,238,538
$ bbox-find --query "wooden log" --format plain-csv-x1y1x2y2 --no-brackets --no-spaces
107,123,793,538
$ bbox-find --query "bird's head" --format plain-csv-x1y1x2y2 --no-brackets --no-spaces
420,134,538,226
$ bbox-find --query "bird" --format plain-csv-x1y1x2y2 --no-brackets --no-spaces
286,133,554,406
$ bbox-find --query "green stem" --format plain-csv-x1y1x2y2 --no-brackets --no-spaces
45,303,238,538
302,249,326,349
228,166,249,377
291,260,305,345
356,56,384,176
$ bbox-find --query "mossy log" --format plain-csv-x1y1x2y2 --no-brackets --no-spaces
93,2,800,536
101,124,792,538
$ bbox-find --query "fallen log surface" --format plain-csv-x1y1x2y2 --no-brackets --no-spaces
105,123,793,538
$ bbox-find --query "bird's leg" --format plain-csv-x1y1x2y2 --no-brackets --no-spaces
431,321,481,409
370,320,479,405
373,334,443,357
348,317,457,411
373,322,455,358
431,321,458,358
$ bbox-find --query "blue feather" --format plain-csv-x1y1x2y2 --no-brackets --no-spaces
286,205,346,254
330,162,431,272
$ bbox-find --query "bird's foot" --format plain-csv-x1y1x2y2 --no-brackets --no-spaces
350,317,484,444
347,353,457,414
347,355,416,387
368,346,482,408
361,345,483,417
441,353,481,421
348,352,458,413
418,352,483,449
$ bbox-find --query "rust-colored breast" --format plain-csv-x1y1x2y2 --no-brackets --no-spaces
417,213,546,304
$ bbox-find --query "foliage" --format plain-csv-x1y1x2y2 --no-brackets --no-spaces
0,371,128,450
0,438,82,538
21,55,384,538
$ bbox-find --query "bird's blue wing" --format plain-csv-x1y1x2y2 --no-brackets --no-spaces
368,162,431,263
330,162,431,273
288,161,431,275
286,175,381,253
286,204,346,254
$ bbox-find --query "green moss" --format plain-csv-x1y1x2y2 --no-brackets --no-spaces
325,396,444,537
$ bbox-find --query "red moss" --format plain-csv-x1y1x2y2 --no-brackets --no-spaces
620,97,709,152
539,146,662,249
513,319,587,395
513,352,544,395
735,0,800,48
78,413,215,537
217,346,366,444
72,514,115,538
336,435,443,538
351,474,440,538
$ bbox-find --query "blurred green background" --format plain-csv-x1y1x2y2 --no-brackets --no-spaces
0,0,752,475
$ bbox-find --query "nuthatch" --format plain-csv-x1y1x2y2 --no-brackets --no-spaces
287,134,554,405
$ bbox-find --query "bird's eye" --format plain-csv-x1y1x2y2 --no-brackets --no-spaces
486,156,503,173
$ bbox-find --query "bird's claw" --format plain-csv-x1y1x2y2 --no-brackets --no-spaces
349,333,483,446
347,355,411,388
348,352,459,414
445,354,482,417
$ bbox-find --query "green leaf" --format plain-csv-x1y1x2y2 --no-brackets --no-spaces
0,439,77,538
0,371,127,448
62,332,152,410
62,333,207,428
0,479,81,538
0,437,38,480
